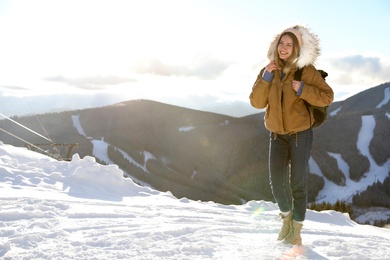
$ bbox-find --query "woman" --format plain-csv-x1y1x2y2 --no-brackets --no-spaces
249,25,333,245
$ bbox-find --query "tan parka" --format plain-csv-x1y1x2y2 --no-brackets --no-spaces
250,64,333,135
249,25,334,135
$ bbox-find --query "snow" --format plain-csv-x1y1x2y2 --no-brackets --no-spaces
191,170,197,180
376,87,390,109
178,126,195,132
71,115,87,137
92,138,115,165
328,152,350,179
1,142,390,259
220,120,230,126
355,207,390,226
310,114,390,204
357,116,389,181
72,114,154,174
329,106,341,117
331,86,389,117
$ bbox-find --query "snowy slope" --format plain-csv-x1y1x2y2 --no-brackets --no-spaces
310,114,390,204
1,142,389,259
309,85,390,204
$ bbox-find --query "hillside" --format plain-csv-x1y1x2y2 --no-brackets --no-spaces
0,83,389,223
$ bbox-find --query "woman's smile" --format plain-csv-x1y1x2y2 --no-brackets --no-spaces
278,35,294,60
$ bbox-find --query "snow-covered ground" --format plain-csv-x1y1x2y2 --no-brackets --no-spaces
1,142,390,259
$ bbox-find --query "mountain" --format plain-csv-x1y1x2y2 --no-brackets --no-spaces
0,93,259,118
201,100,263,117
1,142,389,259
0,83,389,225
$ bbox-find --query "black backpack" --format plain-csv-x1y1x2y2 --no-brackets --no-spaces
294,68,328,129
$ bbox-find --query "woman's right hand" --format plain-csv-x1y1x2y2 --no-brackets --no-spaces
266,61,277,73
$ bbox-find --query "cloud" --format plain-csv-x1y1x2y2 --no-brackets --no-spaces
329,54,390,84
0,85,30,91
133,55,232,80
0,92,132,117
43,75,137,90
331,55,380,72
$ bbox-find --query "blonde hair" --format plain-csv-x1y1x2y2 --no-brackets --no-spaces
275,32,300,75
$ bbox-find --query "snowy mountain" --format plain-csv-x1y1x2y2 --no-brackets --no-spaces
0,83,389,225
1,142,389,259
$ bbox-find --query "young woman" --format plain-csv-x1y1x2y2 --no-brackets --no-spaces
249,25,333,245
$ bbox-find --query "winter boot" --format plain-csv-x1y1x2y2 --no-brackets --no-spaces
277,212,292,241
284,221,303,245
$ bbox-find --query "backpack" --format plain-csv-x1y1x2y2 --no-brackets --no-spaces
294,68,328,129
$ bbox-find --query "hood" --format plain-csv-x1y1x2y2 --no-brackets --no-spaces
267,25,320,69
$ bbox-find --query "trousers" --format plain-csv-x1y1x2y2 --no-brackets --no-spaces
269,128,313,222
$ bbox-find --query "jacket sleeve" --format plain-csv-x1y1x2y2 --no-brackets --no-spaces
299,66,334,107
249,68,270,109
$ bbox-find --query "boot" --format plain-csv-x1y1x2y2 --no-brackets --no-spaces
284,221,303,245
277,212,292,241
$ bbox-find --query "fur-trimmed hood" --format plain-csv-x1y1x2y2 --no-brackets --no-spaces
267,25,320,69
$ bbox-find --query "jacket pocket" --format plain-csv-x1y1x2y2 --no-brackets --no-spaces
294,100,309,117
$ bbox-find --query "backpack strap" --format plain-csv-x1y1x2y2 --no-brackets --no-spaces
294,67,314,126
294,67,304,81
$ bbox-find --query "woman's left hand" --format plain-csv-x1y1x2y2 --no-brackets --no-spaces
291,80,302,92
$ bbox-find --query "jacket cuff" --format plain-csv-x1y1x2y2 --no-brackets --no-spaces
296,82,304,96
262,70,274,82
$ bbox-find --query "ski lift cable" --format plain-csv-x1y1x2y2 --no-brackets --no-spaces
0,112,52,143
23,98,54,144
22,98,63,160
0,127,54,157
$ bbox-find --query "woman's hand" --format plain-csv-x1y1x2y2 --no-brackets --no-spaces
291,80,302,92
266,61,277,73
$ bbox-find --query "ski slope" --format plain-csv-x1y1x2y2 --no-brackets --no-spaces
309,114,390,204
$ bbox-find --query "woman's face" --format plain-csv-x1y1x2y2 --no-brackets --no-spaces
278,34,294,61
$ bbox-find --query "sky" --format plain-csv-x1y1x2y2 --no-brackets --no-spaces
0,0,390,114
1,141,390,259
